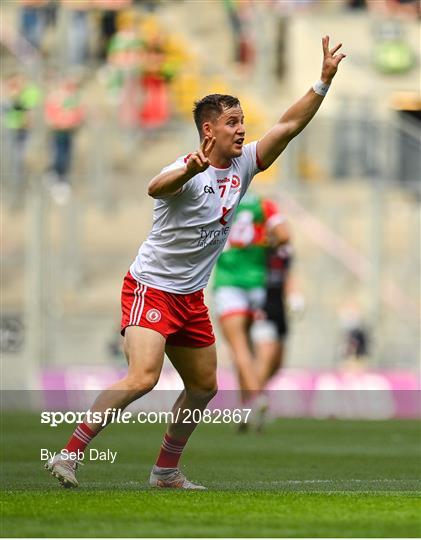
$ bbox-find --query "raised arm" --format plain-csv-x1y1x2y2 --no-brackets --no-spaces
256,36,346,171
148,137,216,198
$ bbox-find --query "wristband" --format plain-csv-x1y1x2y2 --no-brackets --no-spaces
313,80,330,96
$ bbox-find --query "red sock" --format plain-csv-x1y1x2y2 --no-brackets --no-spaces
155,433,187,468
64,422,96,454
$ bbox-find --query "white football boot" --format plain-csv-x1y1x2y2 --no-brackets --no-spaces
149,466,206,490
254,393,270,433
45,453,80,488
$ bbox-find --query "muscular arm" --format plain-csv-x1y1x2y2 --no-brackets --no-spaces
256,36,346,171
147,165,195,198
147,137,216,198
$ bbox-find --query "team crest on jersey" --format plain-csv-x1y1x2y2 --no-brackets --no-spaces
146,309,161,323
231,175,240,188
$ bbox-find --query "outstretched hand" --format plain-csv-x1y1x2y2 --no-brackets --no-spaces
320,36,346,85
186,137,216,175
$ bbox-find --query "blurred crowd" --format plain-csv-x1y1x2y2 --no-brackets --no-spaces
2,0,191,204
1,0,419,206
2,0,419,372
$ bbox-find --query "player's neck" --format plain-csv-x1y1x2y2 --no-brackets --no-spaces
210,153,232,169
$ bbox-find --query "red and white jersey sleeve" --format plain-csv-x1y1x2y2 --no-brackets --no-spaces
130,141,261,293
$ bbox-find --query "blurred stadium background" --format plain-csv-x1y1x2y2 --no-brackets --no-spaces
1,0,420,415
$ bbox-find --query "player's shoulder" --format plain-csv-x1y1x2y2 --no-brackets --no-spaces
237,141,257,161
232,141,259,177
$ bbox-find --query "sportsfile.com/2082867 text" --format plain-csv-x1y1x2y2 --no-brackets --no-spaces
40,408,252,428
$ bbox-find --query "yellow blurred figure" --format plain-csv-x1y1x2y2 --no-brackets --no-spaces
116,8,138,32
139,14,161,43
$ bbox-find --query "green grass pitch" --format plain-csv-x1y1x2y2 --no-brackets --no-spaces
1,412,420,537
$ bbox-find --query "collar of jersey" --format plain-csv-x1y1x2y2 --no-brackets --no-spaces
209,163,232,171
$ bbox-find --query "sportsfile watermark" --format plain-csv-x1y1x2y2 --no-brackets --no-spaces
40,408,252,428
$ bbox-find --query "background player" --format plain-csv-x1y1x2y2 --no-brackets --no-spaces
252,241,304,430
45,36,345,489
213,192,298,430
213,192,289,399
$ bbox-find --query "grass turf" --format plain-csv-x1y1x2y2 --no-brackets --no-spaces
1,412,420,537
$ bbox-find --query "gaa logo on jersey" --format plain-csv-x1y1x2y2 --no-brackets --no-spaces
231,175,240,188
146,308,161,323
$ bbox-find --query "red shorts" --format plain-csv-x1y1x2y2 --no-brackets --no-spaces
120,271,215,348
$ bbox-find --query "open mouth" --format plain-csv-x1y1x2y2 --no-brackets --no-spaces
234,138,244,147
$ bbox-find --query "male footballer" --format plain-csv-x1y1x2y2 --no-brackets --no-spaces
46,36,345,489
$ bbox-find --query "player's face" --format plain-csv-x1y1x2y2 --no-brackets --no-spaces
205,106,246,159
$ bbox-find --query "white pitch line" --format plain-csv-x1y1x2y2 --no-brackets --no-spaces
257,479,420,485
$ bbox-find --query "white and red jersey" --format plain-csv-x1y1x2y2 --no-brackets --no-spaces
130,141,260,293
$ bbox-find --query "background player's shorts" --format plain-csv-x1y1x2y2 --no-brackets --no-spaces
251,285,288,342
121,271,215,348
213,286,266,320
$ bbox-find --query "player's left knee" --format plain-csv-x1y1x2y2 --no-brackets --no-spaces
186,383,218,402
204,383,218,400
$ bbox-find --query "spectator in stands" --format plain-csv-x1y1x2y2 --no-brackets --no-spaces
279,0,419,16
44,75,85,204
138,16,179,129
106,8,142,128
223,0,255,72
366,0,420,18
44,0,58,28
97,0,132,61
19,0,48,50
372,20,416,75
344,0,367,8
2,72,42,208
61,0,91,68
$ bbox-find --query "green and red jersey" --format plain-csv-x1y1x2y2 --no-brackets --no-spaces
213,192,283,289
